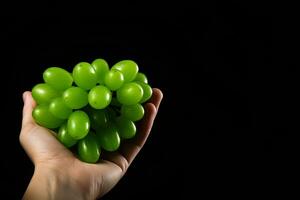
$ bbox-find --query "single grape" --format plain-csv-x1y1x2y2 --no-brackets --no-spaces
43,67,73,91
111,60,138,83
58,123,77,147
91,58,109,84
32,104,64,129
67,111,90,140
135,82,153,103
63,87,88,109
115,116,136,139
134,72,148,84
86,107,109,130
49,97,72,119
121,104,144,121
32,83,60,105
88,86,112,109
96,125,120,152
104,69,124,91
78,132,100,163
116,82,143,105
73,62,97,90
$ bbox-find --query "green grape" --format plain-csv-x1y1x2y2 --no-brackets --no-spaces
86,107,108,129
30,58,155,163
63,87,88,109
43,67,73,91
116,83,143,105
49,97,72,119
91,58,109,84
32,83,60,104
88,86,112,109
78,132,100,163
121,104,144,121
134,72,148,84
73,62,97,90
104,69,124,91
136,82,153,103
115,116,136,139
58,123,77,147
111,60,138,83
67,111,90,140
96,125,120,152
32,104,64,129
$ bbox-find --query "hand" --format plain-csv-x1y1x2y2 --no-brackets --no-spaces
20,88,163,200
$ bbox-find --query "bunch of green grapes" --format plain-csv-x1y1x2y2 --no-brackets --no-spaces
31,59,152,163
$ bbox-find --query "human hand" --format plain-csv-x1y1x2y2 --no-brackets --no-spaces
20,88,163,200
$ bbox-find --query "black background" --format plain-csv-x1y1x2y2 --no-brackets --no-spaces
0,2,296,199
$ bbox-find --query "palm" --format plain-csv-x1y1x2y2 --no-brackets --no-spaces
20,89,163,199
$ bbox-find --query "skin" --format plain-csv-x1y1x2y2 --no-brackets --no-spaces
20,88,163,200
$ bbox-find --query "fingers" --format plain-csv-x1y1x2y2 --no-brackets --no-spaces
111,89,163,167
100,103,157,171
134,103,157,147
120,103,157,165
100,151,129,172
150,88,163,110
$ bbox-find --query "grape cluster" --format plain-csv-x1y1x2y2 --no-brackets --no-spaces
31,59,152,163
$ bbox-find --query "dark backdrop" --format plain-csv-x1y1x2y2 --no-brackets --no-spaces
0,3,294,199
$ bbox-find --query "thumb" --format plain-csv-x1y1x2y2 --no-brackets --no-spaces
22,91,36,130
20,91,72,164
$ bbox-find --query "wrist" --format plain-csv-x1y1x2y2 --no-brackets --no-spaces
23,164,85,200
